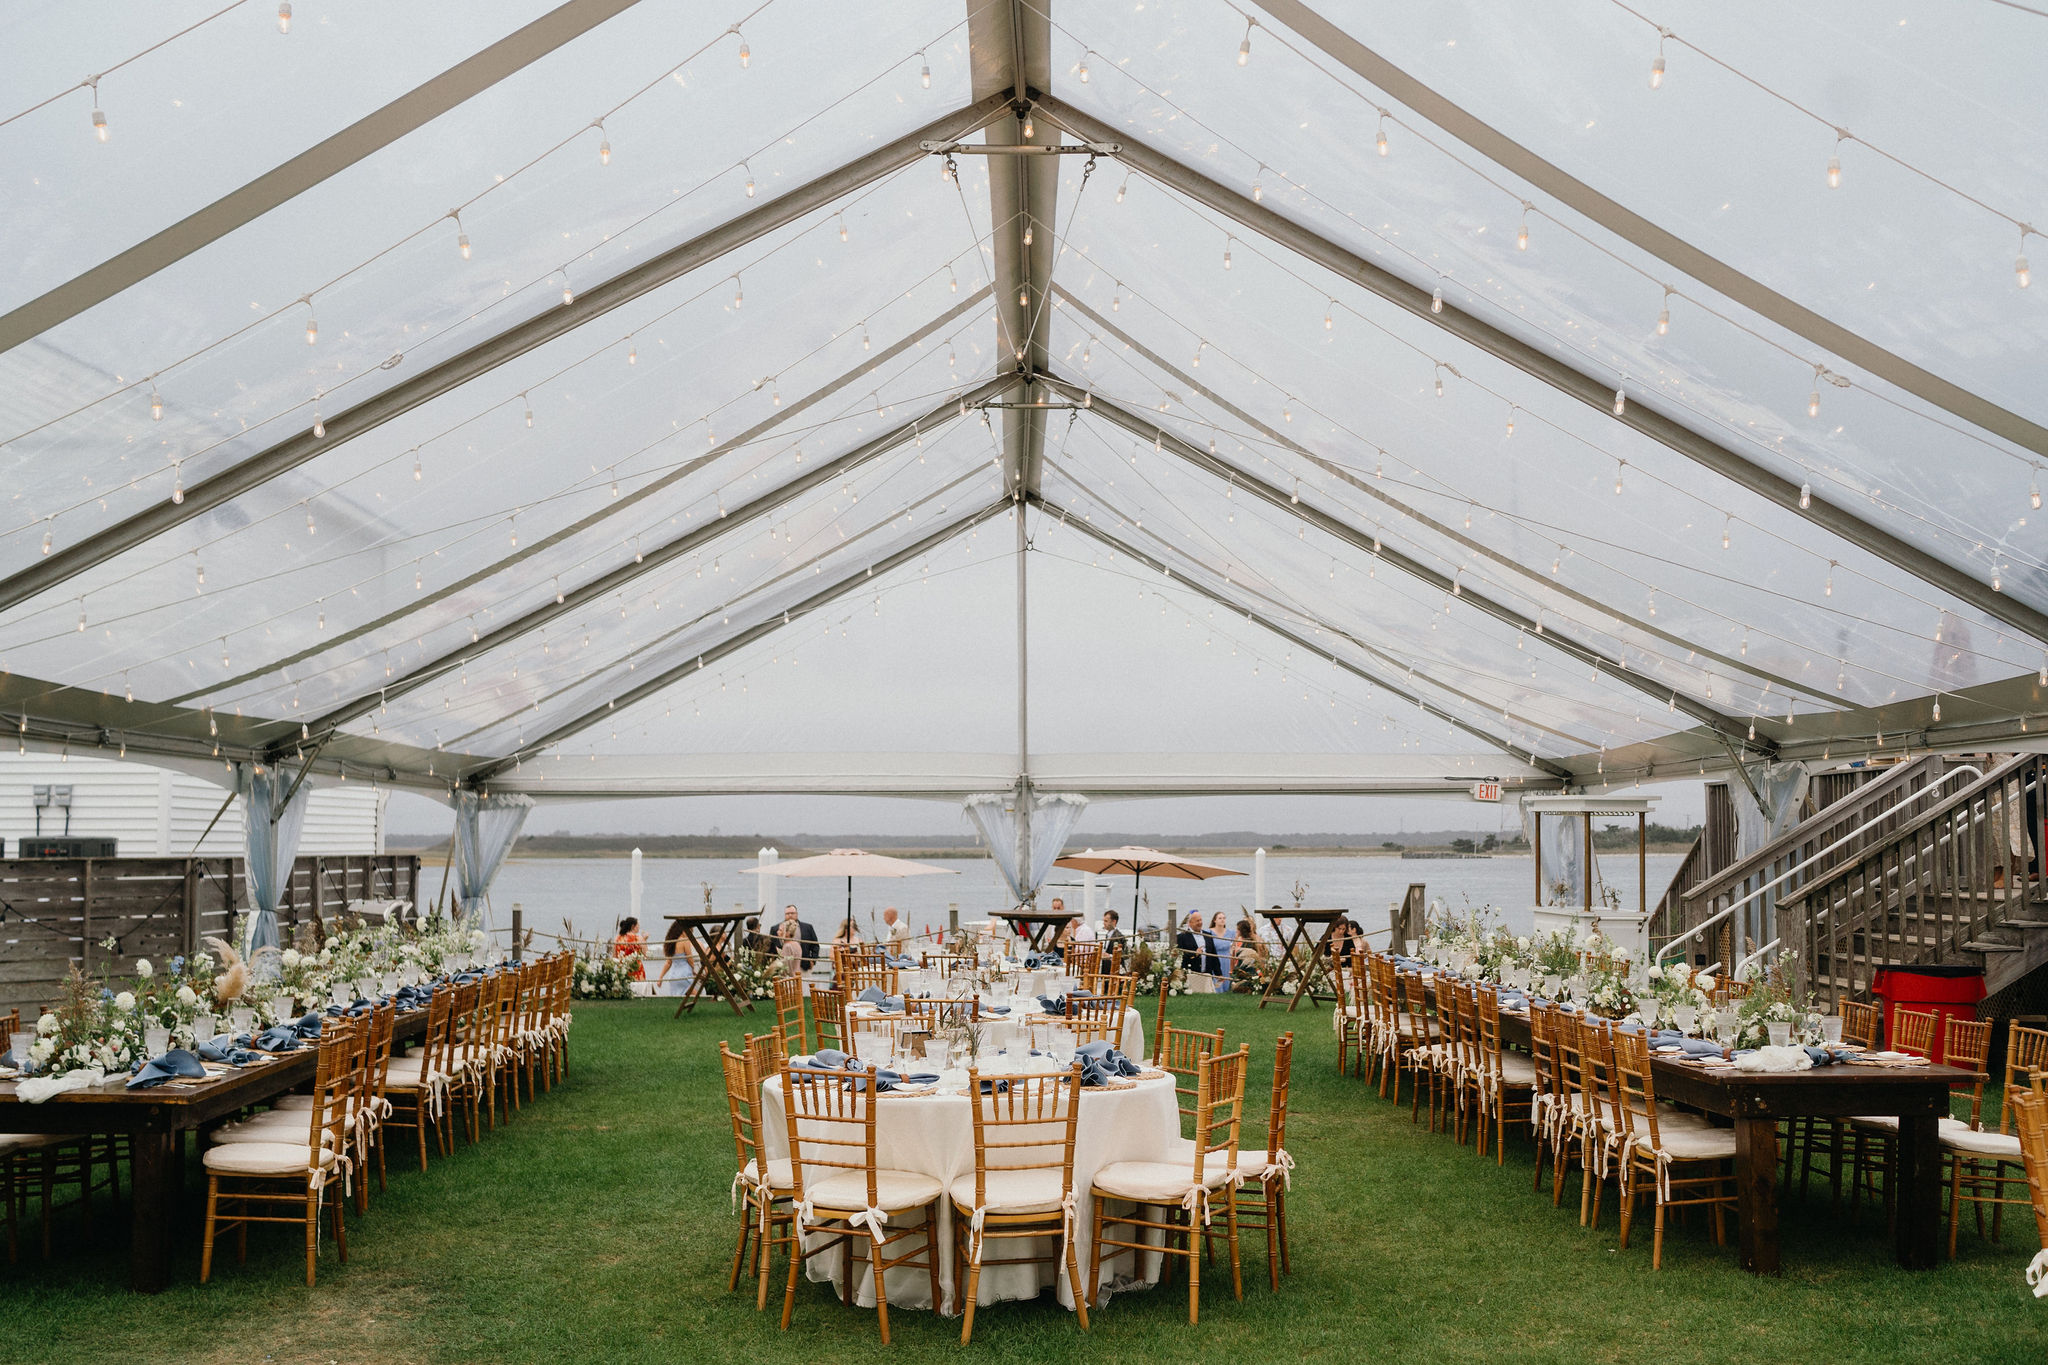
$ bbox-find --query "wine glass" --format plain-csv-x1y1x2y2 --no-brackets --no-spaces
1821,1014,1844,1046
144,1026,172,1057
1542,974,1562,1000
1717,1008,1742,1049
9,1030,36,1073
1638,997,1661,1029
379,972,400,996
1672,1003,1698,1037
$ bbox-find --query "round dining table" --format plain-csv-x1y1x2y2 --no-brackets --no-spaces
758,1066,1182,1314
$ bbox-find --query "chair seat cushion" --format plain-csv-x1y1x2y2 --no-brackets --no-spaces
741,1156,795,1191
1498,1054,1539,1087
1232,1148,1291,1182
805,1167,942,1212
1849,1115,1900,1132
1939,1121,2022,1159
385,1068,456,1091
1634,1126,1738,1161
948,1167,1068,1215
269,1094,315,1111
202,1141,337,1177
1092,1158,1236,1203
1628,1104,1710,1132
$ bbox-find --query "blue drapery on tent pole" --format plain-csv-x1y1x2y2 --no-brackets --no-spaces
964,792,1088,906
236,761,312,960
453,790,533,933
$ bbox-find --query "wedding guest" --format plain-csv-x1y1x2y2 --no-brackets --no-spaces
879,907,911,951
656,918,695,996
774,920,804,977
1208,911,1235,992
782,904,820,968
611,917,647,982
1177,911,1214,988
831,918,861,952
1099,909,1127,961
1231,917,1267,980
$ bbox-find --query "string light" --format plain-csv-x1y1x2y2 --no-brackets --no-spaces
412,448,422,480
2019,228,2033,288
1612,386,1626,416
1932,696,1942,723
920,51,932,88
838,214,849,242
149,382,164,421
1808,365,1822,418
947,265,958,293
303,298,317,345
521,393,533,427
1433,366,1445,398
1656,289,1671,336
1222,237,1233,270
1649,30,1667,87
2033,466,2043,510
171,465,184,504
561,273,574,306
597,122,611,166
742,161,756,198
1077,50,1090,83
1375,111,1389,157
1324,299,1334,329
1516,202,1530,251
733,275,744,309
1825,560,1835,597
1237,15,1254,65
1722,515,1732,550
277,3,291,35
1504,406,1516,437
1614,460,1626,494
90,78,107,142
1798,480,1812,509
1252,167,1264,203
1827,131,1844,189
311,405,324,438
1430,282,1443,314
627,342,637,365
736,29,750,67
451,211,470,260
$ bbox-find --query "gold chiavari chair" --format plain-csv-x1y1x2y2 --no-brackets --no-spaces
2008,1088,2048,1262
720,1041,796,1311
920,951,975,980
1330,951,1368,1079
265,1003,396,1213
1611,1028,1736,1269
1395,970,1438,1124
1471,983,1537,1164
843,962,899,1000
1231,1032,1295,1290
1839,997,1883,1049
952,1065,1088,1343
1944,1017,2033,1255
1528,1003,1564,1195
201,1015,358,1286
385,984,460,1168
1089,1045,1250,1324
1368,955,1405,1096
1576,1017,1627,1230
1066,996,1124,1050
1850,1006,1941,1219
1153,1021,1225,1128
809,985,848,1055
1064,942,1104,980
772,975,808,1060
1424,979,1460,1138
778,1063,945,1345
1548,1010,1592,1212
1083,971,1137,1016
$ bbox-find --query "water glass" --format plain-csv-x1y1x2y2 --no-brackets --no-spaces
379,972,400,996
923,1039,950,1072
1820,1014,1844,1045
9,1030,35,1072
1542,974,1562,1000
269,994,295,1024
1767,1020,1793,1048
330,982,353,1008
401,966,422,987
193,1013,216,1045
144,1026,172,1056
1638,997,1661,1028
230,1007,256,1036
1717,1009,1742,1047
1672,1004,1698,1036
355,977,376,1002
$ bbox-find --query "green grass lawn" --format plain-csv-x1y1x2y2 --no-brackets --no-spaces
0,995,2042,1364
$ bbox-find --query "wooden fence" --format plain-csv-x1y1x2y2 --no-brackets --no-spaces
0,854,419,1015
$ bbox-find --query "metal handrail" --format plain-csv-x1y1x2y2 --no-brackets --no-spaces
1656,764,1984,963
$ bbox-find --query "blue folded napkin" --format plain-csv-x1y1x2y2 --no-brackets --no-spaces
1037,995,1066,1015
294,1012,324,1039
873,1069,939,1093
1803,1045,1851,1066
811,1048,849,1068
195,1037,256,1066
1024,951,1063,969
0,1048,16,1069
1072,1039,1142,1086
984,1005,1011,1016
126,1048,208,1090
250,1025,301,1053
885,954,918,969
856,986,905,1013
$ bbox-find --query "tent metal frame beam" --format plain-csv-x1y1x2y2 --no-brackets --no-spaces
0,0,648,355
1251,0,2048,461
464,496,1014,782
1037,493,1573,780
1035,96,2048,648
1049,373,1771,754
1051,284,1835,706
0,92,1014,618
171,288,997,706
290,374,1019,747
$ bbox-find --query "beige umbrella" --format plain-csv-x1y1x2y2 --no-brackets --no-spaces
756,848,955,935
1051,846,1244,924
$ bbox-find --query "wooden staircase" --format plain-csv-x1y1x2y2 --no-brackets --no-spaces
1776,752,2048,1006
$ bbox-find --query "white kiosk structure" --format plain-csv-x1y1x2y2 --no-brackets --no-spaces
1525,795,1660,960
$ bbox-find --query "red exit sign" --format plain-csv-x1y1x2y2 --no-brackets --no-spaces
1470,781,1502,803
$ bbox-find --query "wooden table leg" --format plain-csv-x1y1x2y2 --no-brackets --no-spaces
1732,1116,1780,1276
128,1129,174,1293
689,926,750,1018
1287,928,1331,1013
1894,1112,1942,1270
1257,924,1306,1009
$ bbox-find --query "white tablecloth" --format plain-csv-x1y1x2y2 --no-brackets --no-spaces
845,1004,1146,1062
760,1070,1181,1314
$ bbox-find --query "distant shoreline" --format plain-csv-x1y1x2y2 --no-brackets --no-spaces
457,844,1699,862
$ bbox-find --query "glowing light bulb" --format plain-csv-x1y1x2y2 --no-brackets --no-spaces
312,410,324,438
1613,387,1626,416
921,57,932,88
948,266,958,293
1375,120,1388,157
599,136,611,166
1077,53,1089,83
1517,217,1529,251
195,560,205,588
457,231,470,260
1324,300,1334,329
317,607,325,631
1722,517,1731,550
743,166,756,197
1827,152,1841,188
733,278,744,308
1222,240,1233,270
172,471,184,504
1283,403,1292,422
92,106,107,142
277,3,291,34
1808,388,1820,418
306,507,316,535
1614,461,1625,494
2020,253,2033,289
1115,178,1128,204
1824,565,1834,597
610,473,619,498
627,345,636,365
1799,480,1812,508
2033,471,2043,509
1656,300,1670,336
305,314,317,345
1022,113,1035,140
523,396,533,427
412,449,422,480
1252,172,1263,203
1933,697,1942,722
1434,371,1444,398
1022,223,1033,246
562,281,574,305
1238,19,1253,64
150,387,163,421
838,216,849,242
1649,53,1664,88
737,35,750,67
1430,284,1443,314
414,567,423,591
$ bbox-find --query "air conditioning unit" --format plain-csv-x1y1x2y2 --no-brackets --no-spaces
17,837,118,859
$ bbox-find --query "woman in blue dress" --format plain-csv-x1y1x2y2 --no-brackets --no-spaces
1207,911,1234,990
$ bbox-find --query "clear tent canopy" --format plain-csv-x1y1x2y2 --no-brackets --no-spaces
2,0,2045,815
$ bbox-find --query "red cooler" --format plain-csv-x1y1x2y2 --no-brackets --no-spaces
1869,963,1984,1063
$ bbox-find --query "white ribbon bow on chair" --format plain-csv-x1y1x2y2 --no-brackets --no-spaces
1263,1149,1296,1191
966,1204,989,1264
1180,1184,1212,1226
730,1168,751,1212
847,1205,890,1244
2027,1248,2048,1298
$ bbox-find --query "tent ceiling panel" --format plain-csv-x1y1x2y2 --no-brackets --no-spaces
0,0,565,311
1038,33,2048,624
1038,292,2041,715
0,178,999,707
0,3,979,578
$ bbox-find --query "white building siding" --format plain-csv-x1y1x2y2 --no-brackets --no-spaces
0,755,386,858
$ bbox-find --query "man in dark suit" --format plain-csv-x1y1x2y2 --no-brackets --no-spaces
1176,910,1209,973
782,904,820,969
1100,909,1128,964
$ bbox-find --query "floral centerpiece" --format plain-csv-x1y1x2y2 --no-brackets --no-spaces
1642,959,1713,1019
138,951,218,1045
1733,950,1801,1049
25,967,134,1078
1576,933,1637,1018
573,951,638,1000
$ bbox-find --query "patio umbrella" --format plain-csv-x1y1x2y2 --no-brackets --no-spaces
1051,846,1244,926
754,848,955,935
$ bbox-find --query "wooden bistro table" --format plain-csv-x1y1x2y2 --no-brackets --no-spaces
1489,1004,1966,1273
993,909,1078,953
664,910,756,1018
1257,908,1347,1011
0,1007,426,1292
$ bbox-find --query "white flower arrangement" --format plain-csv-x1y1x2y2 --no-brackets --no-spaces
113,991,135,1012
134,958,154,978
